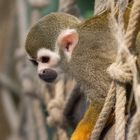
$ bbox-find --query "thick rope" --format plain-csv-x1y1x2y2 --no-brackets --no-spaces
102,1,138,139
91,0,140,139
128,83,140,140
125,0,140,50
91,1,132,139
90,82,116,140
116,1,140,140
115,83,126,140
125,1,140,139
128,112,140,140
97,3,134,139
108,60,131,140
109,4,127,140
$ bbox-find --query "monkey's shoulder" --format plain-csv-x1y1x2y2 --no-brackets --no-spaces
78,2,132,31
79,12,110,31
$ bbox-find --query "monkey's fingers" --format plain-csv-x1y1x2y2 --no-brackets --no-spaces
47,108,64,126
47,99,64,112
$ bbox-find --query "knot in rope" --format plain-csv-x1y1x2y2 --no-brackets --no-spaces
107,61,132,84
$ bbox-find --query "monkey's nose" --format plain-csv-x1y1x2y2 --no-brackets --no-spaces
39,69,57,83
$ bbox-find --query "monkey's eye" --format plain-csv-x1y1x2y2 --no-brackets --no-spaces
30,59,38,66
40,56,50,63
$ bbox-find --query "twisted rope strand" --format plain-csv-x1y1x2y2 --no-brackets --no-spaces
111,6,127,140
91,0,140,139
115,83,126,140
125,0,140,50
128,56,140,140
128,112,140,140
122,0,140,139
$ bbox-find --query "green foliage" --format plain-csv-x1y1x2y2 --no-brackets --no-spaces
41,0,95,19
77,0,94,18
42,0,59,15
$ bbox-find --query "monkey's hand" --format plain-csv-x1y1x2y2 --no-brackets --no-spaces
70,103,101,140
47,99,64,127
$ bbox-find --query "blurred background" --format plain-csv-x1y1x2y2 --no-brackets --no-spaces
0,0,95,140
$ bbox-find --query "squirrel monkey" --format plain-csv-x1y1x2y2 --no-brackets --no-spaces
25,13,87,130
25,9,140,140
25,12,116,140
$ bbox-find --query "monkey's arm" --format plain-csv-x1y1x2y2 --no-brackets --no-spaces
70,102,102,140
64,85,88,128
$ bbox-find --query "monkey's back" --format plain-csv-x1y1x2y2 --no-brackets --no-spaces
70,12,118,103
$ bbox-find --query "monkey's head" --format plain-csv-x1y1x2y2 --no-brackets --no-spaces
25,12,80,83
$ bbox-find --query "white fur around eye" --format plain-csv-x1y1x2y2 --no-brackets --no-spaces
37,48,60,66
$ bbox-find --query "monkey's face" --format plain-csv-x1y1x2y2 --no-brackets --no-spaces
25,13,80,83
26,27,79,83
28,48,63,83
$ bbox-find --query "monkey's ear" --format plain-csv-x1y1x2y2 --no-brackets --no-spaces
57,29,79,60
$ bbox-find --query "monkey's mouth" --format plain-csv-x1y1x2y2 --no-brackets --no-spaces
39,69,57,83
